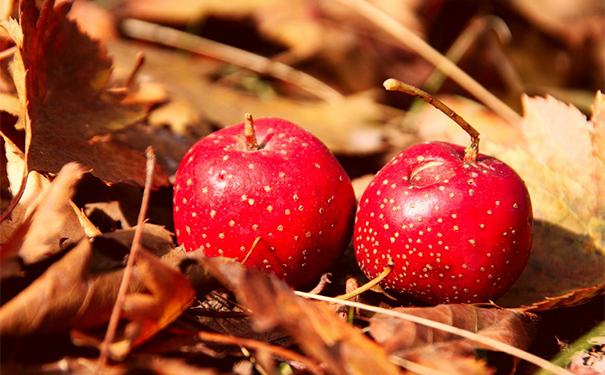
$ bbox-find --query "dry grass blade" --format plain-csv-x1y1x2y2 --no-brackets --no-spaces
120,18,343,102
295,292,574,375
97,147,157,372
336,0,521,124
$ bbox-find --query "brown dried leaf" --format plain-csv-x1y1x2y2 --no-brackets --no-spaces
18,163,88,263
0,152,96,279
0,232,194,357
202,257,402,375
3,0,168,187
369,305,536,358
370,305,534,375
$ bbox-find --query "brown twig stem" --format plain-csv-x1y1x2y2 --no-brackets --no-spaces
96,147,156,373
384,78,480,163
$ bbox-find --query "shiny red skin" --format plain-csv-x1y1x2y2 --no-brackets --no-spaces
173,117,356,288
354,142,532,304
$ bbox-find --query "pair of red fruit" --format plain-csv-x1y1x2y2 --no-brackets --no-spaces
173,79,533,304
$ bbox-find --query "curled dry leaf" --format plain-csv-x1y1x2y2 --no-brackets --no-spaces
484,93,605,308
0,145,97,279
201,257,402,375
16,163,87,264
2,0,168,188
0,230,194,359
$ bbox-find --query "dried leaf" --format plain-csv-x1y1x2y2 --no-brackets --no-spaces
369,304,536,358
202,257,402,375
3,0,168,187
518,284,605,312
0,154,95,279
18,163,87,263
496,221,605,308
0,232,194,357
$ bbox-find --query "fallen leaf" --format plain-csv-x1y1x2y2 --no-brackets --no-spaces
369,304,536,355
0,150,97,278
517,284,605,312
2,0,168,188
0,231,194,359
496,221,605,308
201,257,402,375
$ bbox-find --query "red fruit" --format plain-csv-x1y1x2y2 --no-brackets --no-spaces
354,80,532,304
173,115,356,288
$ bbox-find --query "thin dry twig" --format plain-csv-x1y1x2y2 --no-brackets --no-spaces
96,147,157,373
120,18,343,103
336,0,522,124
295,292,574,375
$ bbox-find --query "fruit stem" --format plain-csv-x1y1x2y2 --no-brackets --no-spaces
244,113,260,151
384,78,480,163
336,259,394,300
